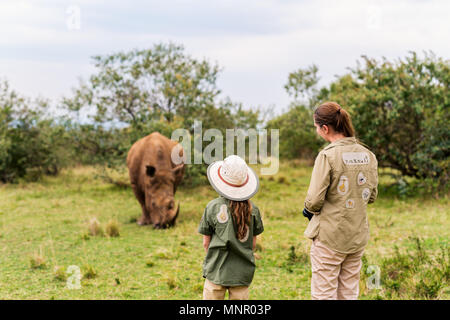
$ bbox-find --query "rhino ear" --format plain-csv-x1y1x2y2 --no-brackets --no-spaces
172,164,184,183
146,165,156,177
172,164,184,175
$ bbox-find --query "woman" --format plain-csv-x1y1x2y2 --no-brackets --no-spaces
303,101,378,300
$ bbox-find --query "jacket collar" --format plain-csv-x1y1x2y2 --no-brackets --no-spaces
323,137,357,151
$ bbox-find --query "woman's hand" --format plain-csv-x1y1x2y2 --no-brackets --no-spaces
303,208,314,221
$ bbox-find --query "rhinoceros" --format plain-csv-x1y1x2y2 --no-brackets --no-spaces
126,132,185,229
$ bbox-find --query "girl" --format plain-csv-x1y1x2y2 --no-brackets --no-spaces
198,155,264,300
303,101,378,300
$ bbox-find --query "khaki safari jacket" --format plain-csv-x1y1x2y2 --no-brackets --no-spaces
304,137,378,254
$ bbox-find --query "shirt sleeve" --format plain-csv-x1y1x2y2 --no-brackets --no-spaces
252,206,264,236
198,206,213,235
369,167,378,204
304,151,331,214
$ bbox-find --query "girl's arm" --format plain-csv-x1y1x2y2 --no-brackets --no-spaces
253,236,257,251
203,235,211,252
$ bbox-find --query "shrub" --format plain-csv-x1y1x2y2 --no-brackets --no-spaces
105,219,120,237
0,81,70,183
53,266,67,281
283,53,449,192
29,249,46,269
166,277,177,289
266,104,322,159
82,264,98,279
87,217,104,236
321,52,449,191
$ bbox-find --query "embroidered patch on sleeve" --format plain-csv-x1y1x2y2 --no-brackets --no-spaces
217,204,229,223
342,152,370,165
362,188,371,201
337,175,349,195
357,172,367,185
345,199,355,208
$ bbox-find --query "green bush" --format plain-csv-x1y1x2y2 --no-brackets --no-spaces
283,53,449,192
61,42,262,186
320,52,449,191
266,104,322,159
0,81,71,183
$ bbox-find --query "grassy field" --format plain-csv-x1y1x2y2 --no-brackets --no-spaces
0,160,448,300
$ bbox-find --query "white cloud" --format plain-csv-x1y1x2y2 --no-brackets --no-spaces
0,0,448,113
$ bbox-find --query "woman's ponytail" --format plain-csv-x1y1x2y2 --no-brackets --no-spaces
314,102,355,137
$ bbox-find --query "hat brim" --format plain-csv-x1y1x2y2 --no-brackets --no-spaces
207,161,259,201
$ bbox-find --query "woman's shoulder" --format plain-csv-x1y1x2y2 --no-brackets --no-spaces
314,149,333,166
331,141,378,168
352,142,378,164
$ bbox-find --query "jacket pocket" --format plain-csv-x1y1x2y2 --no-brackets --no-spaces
304,214,320,239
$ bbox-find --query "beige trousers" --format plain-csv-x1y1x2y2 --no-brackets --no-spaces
202,279,249,300
310,239,365,300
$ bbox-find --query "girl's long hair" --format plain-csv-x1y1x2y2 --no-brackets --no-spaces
229,199,252,240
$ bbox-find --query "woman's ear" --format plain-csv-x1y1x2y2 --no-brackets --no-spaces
321,124,329,135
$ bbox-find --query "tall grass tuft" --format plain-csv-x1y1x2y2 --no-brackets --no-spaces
82,264,98,279
53,265,67,281
87,217,104,236
105,219,120,237
29,249,47,269
166,277,177,289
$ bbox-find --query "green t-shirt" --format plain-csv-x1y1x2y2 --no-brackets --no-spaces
198,196,264,287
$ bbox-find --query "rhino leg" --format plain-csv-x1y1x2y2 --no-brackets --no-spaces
138,214,152,226
131,184,151,226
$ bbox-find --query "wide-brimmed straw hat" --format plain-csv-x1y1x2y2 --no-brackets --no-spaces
207,155,259,201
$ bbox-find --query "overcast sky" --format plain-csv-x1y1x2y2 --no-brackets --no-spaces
1,0,449,115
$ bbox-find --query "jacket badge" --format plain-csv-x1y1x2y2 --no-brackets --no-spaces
342,152,370,165
217,204,229,223
362,188,371,201
337,175,349,195
357,172,367,185
345,199,355,208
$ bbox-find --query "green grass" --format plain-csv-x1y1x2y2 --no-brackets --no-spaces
0,161,448,299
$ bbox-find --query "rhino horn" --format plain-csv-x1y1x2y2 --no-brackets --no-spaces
170,202,180,227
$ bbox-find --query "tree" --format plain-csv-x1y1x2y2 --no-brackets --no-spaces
63,42,222,129
61,43,262,187
0,80,70,182
279,52,449,189
319,52,449,188
266,104,322,159
266,64,323,159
